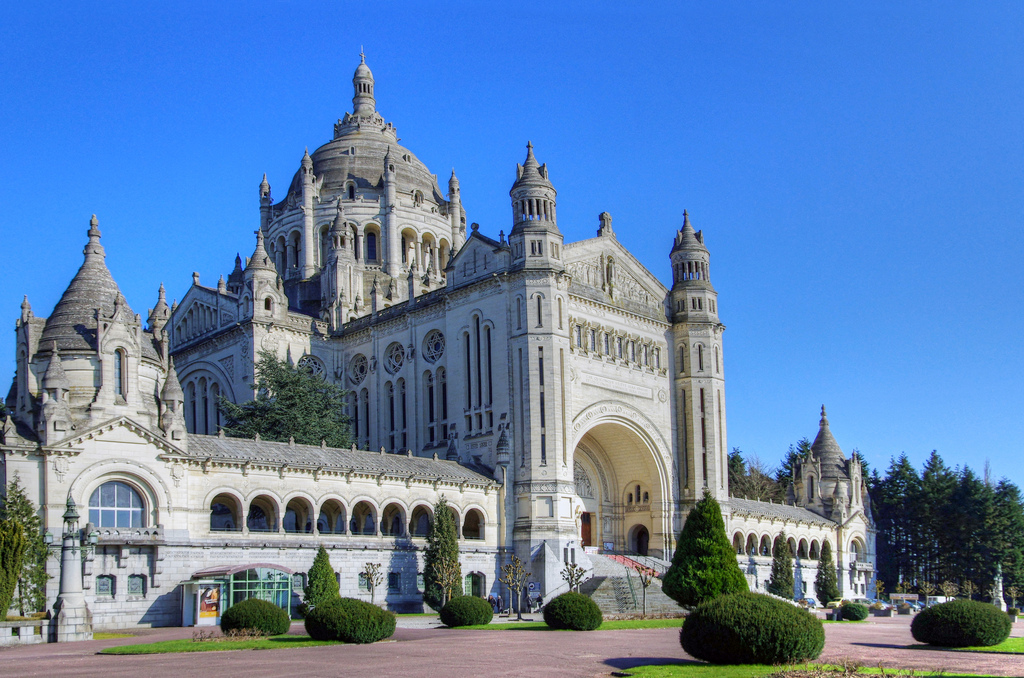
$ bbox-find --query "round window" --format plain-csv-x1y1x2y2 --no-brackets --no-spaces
422,330,445,363
297,355,325,378
385,342,405,374
349,354,368,385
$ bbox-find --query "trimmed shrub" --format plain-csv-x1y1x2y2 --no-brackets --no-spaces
542,592,603,631
680,592,825,665
220,597,291,636
440,595,494,627
911,599,1012,647
1008,607,1019,616
841,603,869,621
303,597,396,644
303,545,339,613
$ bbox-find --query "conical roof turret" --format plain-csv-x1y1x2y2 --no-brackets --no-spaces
259,173,271,199
40,215,131,353
245,230,276,274
41,343,70,391
352,52,376,116
810,405,849,478
511,142,553,191
161,358,184,402
671,210,707,253
148,283,170,331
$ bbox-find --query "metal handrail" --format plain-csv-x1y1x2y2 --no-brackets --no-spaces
623,566,639,609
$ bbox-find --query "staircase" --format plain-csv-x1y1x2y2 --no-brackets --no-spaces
580,554,682,617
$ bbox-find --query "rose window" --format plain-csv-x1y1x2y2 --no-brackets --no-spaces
384,343,405,374
423,330,445,363
349,354,368,385
297,355,325,378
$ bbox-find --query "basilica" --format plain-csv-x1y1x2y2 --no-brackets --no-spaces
2,57,875,630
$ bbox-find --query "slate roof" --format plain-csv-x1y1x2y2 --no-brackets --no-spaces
729,497,836,526
810,406,849,479
186,434,495,484
39,218,160,360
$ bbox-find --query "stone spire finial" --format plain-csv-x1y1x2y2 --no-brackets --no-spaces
21,295,32,322
246,229,275,273
820,405,828,428
301,147,313,170
352,53,376,116
84,214,105,259
259,173,271,199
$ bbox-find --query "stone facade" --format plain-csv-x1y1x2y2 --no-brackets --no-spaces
2,57,875,630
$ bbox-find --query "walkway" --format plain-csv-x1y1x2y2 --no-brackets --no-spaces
0,616,1020,677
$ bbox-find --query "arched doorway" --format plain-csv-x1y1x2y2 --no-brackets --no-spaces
572,412,670,558
632,525,650,556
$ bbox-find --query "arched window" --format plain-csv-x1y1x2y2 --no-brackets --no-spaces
536,295,543,327
462,509,483,540
698,345,704,371
113,349,126,399
715,346,720,373
89,481,144,528
348,184,355,200
366,232,377,261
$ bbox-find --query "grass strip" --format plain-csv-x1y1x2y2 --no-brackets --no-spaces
93,632,135,640
100,634,337,655
947,637,1024,654
455,618,685,631
622,662,1001,678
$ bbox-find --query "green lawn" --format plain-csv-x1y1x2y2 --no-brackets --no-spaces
455,618,685,631
93,632,135,640
100,635,337,655
623,662,1001,678
953,637,1024,654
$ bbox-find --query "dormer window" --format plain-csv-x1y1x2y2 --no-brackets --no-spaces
114,349,127,399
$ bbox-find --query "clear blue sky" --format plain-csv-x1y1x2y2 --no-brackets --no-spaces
2,3,1022,487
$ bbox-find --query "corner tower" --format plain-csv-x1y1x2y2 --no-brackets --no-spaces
670,211,728,501
508,142,563,270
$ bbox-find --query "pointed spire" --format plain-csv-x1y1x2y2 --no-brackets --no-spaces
148,282,170,332
84,214,105,260
20,295,32,322
259,173,271,199
820,405,829,428
449,168,460,190
246,229,275,272
301,147,313,170
42,342,70,391
161,357,184,401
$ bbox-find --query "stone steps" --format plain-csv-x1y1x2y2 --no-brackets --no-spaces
581,554,682,616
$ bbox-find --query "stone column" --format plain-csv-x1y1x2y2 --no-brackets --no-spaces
52,497,92,642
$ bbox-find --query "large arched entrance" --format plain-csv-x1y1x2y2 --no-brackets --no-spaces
571,410,672,559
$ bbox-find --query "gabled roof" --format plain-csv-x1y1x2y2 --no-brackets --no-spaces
185,434,495,485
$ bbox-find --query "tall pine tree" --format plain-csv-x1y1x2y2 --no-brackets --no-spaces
422,497,461,610
0,519,27,621
0,475,49,615
767,532,795,599
814,540,839,604
662,490,748,607
303,545,339,610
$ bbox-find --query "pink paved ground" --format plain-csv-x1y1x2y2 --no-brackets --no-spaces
0,616,1021,678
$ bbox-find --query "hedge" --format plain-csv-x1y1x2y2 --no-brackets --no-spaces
841,602,869,621
911,599,1012,647
440,596,494,627
220,598,291,636
542,592,603,631
680,592,824,664
303,597,396,643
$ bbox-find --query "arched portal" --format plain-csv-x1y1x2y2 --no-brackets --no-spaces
571,412,672,558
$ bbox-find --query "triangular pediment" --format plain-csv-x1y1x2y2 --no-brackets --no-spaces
447,233,510,288
44,416,186,458
563,235,668,314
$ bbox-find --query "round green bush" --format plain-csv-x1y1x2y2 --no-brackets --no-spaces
841,602,869,621
440,596,494,627
911,599,1012,647
220,597,291,636
680,592,825,665
542,592,603,631
303,597,396,643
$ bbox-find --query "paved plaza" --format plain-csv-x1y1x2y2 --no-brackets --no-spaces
0,616,1020,677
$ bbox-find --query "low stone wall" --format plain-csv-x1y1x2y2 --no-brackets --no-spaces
0,619,49,646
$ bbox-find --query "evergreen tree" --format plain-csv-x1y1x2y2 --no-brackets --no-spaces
0,475,49,615
0,519,27,621
775,438,811,488
767,532,795,599
814,540,839,604
219,350,351,448
871,454,921,588
916,451,956,585
728,448,746,494
423,497,461,610
662,490,748,607
992,480,1024,595
303,545,339,610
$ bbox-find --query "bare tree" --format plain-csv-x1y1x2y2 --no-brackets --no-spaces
498,555,531,621
961,579,976,600
939,580,959,598
632,563,656,618
560,562,587,593
361,562,385,605
1006,584,1020,609
875,579,885,599
434,558,462,608
919,581,936,598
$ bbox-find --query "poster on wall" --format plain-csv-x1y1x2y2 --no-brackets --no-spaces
199,585,221,619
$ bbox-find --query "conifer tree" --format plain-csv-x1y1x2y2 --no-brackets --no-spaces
814,540,840,604
767,532,795,599
662,490,748,607
303,545,339,610
0,519,27,621
220,351,351,447
0,475,49,615
423,497,461,610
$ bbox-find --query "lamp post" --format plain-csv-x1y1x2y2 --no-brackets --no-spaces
51,496,93,642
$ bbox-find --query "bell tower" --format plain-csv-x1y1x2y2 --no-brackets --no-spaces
670,211,728,501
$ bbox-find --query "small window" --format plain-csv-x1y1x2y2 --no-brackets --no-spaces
348,184,355,200
127,574,146,597
416,572,425,592
264,297,273,312
642,491,649,503
96,575,115,598
292,573,306,591
113,349,125,398
358,573,370,591
388,572,401,592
